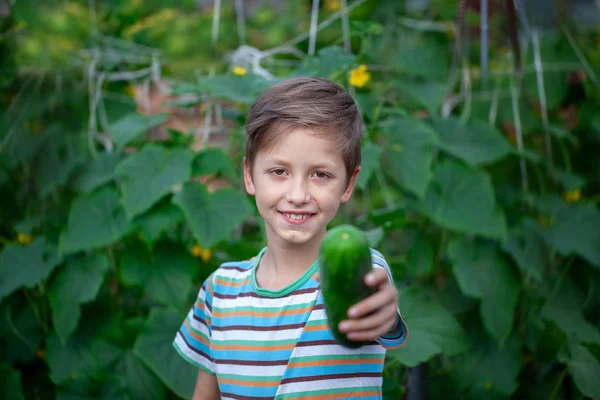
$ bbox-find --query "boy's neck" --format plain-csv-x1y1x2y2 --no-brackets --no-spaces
255,236,323,291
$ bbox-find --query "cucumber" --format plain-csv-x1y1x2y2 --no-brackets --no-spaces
319,225,375,348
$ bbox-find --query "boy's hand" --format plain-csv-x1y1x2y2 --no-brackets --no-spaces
315,269,399,341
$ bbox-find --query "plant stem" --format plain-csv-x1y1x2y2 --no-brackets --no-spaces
549,367,567,400
23,289,50,335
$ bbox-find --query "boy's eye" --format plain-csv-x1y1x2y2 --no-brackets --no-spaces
270,169,287,176
313,171,330,179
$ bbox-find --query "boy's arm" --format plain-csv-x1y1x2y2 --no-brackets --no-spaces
192,370,220,400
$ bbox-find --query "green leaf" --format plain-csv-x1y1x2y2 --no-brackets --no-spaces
420,159,507,239
47,334,123,383
553,168,586,191
355,141,382,190
394,33,449,81
48,254,109,338
110,113,168,150
0,299,44,363
0,237,62,300
453,337,521,396
133,307,197,399
56,377,128,400
173,184,253,248
380,118,438,198
541,280,600,345
69,152,123,193
387,287,469,367
192,147,236,177
197,74,274,104
546,202,600,267
294,46,356,78
59,186,133,254
115,351,165,400
0,364,24,400
502,218,548,281
448,239,519,344
134,203,183,248
121,246,196,309
523,71,568,110
397,80,448,115
561,343,600,400
116,144,194,219
406,234,434,280
431,118,512,166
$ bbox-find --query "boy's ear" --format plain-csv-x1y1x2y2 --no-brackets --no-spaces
340,167,361,203
243,157,256,196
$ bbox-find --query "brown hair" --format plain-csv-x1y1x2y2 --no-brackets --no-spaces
244,77,363,177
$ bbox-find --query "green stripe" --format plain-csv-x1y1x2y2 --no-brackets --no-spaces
218,373,282,382
278,385,381,399
184,316,209,340
212,302,314,313
304,318,328,327
214,275,247,283
289,353,384,362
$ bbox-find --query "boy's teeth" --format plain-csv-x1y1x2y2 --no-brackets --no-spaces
284,213,309,220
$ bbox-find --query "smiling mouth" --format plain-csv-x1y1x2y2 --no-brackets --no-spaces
280,212,314,221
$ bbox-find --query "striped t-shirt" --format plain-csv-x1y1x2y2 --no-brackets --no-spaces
173,247,408,399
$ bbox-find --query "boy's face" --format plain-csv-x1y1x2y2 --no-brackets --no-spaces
244,128,359,249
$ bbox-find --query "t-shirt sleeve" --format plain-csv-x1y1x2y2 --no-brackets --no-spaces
371,250,408,350
173,274,215,374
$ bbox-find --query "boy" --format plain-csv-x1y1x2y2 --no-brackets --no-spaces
173,77,408,399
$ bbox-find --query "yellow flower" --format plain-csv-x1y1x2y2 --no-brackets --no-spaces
349,65,370,88
233,66,247,76
324,0,341,11
191,244,212,262
17,232,33,245
563,189,581,203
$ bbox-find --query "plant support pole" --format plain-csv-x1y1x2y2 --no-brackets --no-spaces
308,0,320,55
480,0,489,88
532,29,553,166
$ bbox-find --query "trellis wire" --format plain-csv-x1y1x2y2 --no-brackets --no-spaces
532,29,553,166
509,74,528,193
561,24,599,86
235,0,247,45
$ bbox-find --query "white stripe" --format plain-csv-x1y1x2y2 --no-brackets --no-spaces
212,328,303,341
212,292,318,309
277,376,383,395
291,343,384,358
216,363,286,376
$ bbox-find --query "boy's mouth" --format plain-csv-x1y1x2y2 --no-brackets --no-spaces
280,211,315,224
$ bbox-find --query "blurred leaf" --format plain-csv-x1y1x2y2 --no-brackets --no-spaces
0,237,62,301
294,46,356,78
0,299,44,363
0,364,24,400
453,336,521,396
47,334,123,383
116,144,194,219
69,152,123,193
397,80,448,115
560,343,600,400
134,203,183,248
133,307,197,399
115,351,165,400
502,218,548,281
59,186,133,254
549,124,578,146
192,147,236,177
380,118,439,198
110,113,168,150
448,239,519,344
553,169,585,191
541,280,600,345
523,71,568,110
121,246,196,309
420,159,507,239
197,74,274,104
48,254,109,338
388,287,469,366
406,233,434,280
355,141,382,190
173,184,253,248
545,202,600,267
432,118,512,166
55,377,128,400
394,33,449,81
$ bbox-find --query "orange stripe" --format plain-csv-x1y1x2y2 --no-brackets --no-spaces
212,306,313,318
194,300,205,310
183,319,209,346
211,343,295,351
218,378,280,387
214,277,249,287
288,358,382,368
303,323,329,332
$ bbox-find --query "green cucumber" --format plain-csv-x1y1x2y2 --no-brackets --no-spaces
319,225,375,348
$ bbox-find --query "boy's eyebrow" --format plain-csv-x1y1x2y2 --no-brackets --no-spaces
265,158,338,170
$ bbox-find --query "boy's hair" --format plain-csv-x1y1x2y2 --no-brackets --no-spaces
244,77,363,177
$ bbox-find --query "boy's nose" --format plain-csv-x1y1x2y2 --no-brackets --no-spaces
286,179,311,204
